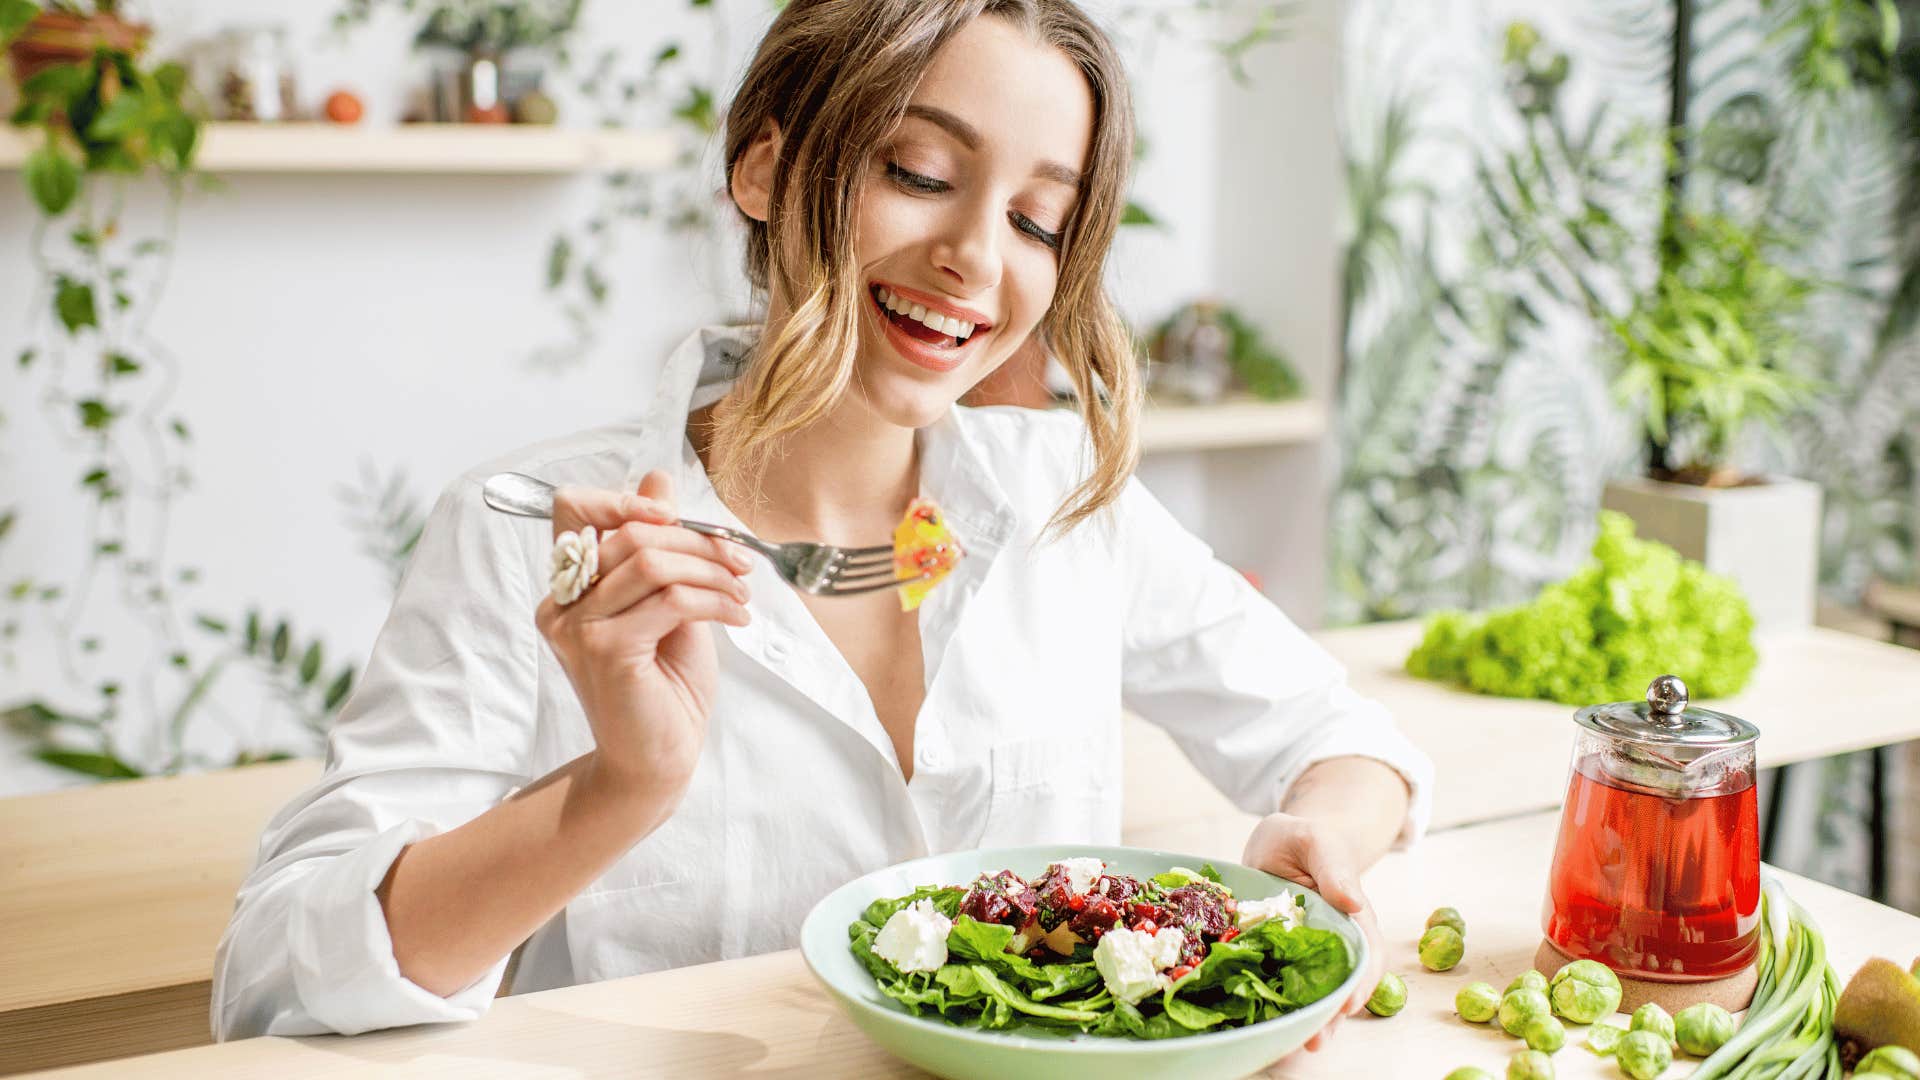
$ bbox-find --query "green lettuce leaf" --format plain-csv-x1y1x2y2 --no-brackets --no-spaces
860,884,964,928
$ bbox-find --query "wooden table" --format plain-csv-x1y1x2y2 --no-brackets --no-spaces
1124,620,1920,848
7,619,1918,1074
27,811,1916,1079
0,759,322,1074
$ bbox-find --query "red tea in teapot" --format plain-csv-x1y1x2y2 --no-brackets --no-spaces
1542,752,1761,980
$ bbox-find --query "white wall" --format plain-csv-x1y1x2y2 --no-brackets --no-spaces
0,0,1340,795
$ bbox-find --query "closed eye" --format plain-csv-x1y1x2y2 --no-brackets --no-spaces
886,162,1064,253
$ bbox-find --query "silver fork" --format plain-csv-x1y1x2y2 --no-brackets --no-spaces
481,472,918,597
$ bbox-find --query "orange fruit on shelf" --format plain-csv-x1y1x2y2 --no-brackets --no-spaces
324,89,364,125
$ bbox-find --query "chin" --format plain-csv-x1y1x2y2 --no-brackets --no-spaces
861,376,965,430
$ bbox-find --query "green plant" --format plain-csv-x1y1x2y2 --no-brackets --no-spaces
333,0,583,54
1610,211,1822,482
1405,511,1757,705
2,3,356,779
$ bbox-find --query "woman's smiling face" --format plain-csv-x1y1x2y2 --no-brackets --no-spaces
852,15,1094,427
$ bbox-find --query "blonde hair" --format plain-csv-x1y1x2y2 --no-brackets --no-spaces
715,0,1140,538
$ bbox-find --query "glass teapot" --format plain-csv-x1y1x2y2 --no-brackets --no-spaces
1541,675,1762,981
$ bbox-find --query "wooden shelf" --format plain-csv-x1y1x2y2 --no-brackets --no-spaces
1138,397,1326,453
0,122,677,174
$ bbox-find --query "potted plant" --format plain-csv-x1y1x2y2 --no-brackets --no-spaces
4,1,146,86
1599,209,1824,627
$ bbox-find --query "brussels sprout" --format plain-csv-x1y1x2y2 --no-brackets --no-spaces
1507,1049,1554,1080
1366,972,1407,1017
1457,981,1501,1023
1857,1045,1920,1079
1672,1002,1733,1056
1427,905,1467,936
1522,1014,1566,1053
1585,1022,1628,1055
1420,924,1465,971
1444,1070,1496,1080
1616,1029,1673,1079
1500,987,1552,1036
1630,1002,1676,1047
1548,959,1622,1023
1506,969,1549,996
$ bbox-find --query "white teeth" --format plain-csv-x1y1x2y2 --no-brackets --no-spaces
873,285,979,342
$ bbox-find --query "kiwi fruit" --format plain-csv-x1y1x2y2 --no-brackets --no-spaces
1834,957,1920,1067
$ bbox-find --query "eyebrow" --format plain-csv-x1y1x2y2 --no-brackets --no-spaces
904,104,1082,189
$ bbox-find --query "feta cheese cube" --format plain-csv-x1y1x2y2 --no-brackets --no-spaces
1234,891,1303,931
1092,926,1187,1005
1055,857,1105,897
873,899,953,974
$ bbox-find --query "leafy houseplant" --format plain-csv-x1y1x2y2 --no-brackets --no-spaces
1608,211,1819,486
2,2,356,780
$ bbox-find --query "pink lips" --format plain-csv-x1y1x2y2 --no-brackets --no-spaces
868,284,990,374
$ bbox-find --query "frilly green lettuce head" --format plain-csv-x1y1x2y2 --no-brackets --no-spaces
1548,959,1622,1023
1405,511,1756,705
1616,1028,1673,1079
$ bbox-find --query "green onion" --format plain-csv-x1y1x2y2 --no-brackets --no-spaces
1690,878,1841,1080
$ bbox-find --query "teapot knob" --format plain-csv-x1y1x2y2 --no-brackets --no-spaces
1646,675,1689,718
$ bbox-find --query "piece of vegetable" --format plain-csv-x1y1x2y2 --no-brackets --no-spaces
1508,1048,1555,1080
1834,957,1920,1060
1428,906,1467,935
1856,1045,1920,1078
1675,1002,1735,1056
1618,1029,1674,1078
1588,1022,1629,1055
1631,1002,1677,1048
1502,988,1553,1036
1421,924,1465,971
1523,1014,1567,1053
1367,972,1407,1017
1549,959,1623,1024
1508,970,1550,996
1405,511,1756,704
1690,879,1842,1080
1446,1070,1496,1080
1458,981,1502,1023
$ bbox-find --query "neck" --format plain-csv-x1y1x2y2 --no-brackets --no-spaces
695,389,922,546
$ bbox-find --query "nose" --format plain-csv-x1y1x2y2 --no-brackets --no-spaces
928,191,1002,295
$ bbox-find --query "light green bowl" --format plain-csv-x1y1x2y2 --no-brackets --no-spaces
799,844,1369,1080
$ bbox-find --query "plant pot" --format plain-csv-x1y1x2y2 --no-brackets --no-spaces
1601,474,1823,627
6,10,150,88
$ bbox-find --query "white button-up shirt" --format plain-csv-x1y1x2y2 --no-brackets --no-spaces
211,325,1434,1041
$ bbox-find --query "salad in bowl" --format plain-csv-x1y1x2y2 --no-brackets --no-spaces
800,845,1367,1080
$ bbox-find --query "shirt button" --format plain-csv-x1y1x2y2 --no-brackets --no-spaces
763,636,789,663
920,746,946,769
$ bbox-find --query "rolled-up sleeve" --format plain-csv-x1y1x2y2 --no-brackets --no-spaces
211,472,542,1039
1115,478,1434,848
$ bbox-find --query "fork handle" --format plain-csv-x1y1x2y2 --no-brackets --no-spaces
675,519,781,561
482,472,780,561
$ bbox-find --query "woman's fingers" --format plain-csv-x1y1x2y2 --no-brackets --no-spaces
551,468,681,541
571,546,750,620
621,582,752,638
597,520,755,577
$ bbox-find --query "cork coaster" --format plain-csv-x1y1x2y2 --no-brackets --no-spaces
1534,940,1760,1016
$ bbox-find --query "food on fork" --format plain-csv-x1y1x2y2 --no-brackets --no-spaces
892,498,963,611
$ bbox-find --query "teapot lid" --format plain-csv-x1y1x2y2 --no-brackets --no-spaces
1574,675,1760,749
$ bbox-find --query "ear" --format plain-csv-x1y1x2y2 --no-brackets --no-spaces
729,117,784,223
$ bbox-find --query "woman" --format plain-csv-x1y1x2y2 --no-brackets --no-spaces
212,0,1433,1053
